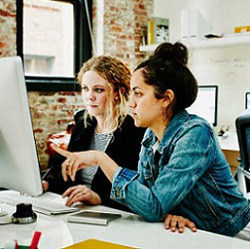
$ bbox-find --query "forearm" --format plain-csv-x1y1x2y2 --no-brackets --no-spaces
96,151,119,182
111,168,164,221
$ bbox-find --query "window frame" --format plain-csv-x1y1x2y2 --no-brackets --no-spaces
16,0,92,91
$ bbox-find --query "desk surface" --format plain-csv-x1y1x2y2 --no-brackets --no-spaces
217,132,239,151
0,191,249,249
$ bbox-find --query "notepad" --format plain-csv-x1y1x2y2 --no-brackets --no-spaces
63,239,136,249
67,211,121,225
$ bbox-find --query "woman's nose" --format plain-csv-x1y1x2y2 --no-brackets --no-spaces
128,96,135,108
87,90,95,100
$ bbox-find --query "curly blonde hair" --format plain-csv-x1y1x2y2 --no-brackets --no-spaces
77,56,131,131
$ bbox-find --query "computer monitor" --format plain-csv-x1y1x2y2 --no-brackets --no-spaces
0,56,42,196
246,92,250,109
187,85,218,126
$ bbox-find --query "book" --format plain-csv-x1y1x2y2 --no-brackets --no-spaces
147,17,169,45
147,18,154,45
67,210,121,226
63,239,136,249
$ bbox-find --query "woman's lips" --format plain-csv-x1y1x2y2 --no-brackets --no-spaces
87,104,99,108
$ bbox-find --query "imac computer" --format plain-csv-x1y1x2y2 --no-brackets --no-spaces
0,56,43,197
187,85,218,126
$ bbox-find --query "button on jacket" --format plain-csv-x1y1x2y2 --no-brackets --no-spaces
111,110,250,236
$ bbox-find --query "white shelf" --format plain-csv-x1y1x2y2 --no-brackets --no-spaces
139,44,158,52
139,34,250,52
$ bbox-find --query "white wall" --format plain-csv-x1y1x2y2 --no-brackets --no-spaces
154,0,250,131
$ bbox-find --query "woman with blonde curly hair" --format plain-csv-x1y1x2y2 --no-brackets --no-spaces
43,56,145,211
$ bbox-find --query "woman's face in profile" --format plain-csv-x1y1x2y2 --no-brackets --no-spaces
81,70,114,119
128,69,166,129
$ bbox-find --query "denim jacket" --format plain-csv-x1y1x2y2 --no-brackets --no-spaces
111,110,250,237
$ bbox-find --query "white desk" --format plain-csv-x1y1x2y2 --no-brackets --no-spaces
217,132,239,152
0,192,249,249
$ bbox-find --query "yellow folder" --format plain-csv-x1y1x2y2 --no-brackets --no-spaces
63,239,136,249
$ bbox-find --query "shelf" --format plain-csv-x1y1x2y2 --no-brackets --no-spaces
139,44,158,52
139,34,250,52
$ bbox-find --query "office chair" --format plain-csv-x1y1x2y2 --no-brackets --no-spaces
236,110,250,199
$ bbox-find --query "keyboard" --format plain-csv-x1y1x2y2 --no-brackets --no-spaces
0,190,80,215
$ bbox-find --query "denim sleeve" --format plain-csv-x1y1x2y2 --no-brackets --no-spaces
111,165,164,221
111,124,215,222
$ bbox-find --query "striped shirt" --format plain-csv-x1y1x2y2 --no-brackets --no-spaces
78,130,114,187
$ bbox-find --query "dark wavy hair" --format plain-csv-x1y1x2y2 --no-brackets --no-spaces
135,42,198,114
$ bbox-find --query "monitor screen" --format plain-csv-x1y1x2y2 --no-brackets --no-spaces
0,56,42,196
187,85,218,126
246,92,250,109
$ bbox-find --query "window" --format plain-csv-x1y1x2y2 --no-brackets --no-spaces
17,0,92,91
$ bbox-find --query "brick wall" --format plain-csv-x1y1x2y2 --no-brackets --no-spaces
94,0,153,70
0,0,153,169
28,91,83,169
0,0,16,57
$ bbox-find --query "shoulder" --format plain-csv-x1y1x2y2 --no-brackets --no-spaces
70,110,95,138
73,109,85,123
185,114,213,133
73,109,96,127
178,114,215,145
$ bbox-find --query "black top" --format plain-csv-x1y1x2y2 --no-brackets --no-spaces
45,110,145,211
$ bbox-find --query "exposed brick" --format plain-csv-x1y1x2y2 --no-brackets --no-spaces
110,26,122,33
34,128,43,133
57,97,67,103
57,119,71,125
0,10,15,17
138,4,144,10
110,6,118,12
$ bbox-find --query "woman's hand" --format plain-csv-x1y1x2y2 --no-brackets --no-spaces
51,144,99,182
62,185,101,207
164,214,197,233
42,180,49,192
51,144,118,183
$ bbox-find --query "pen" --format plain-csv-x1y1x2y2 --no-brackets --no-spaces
14,239,19,249
29,231,42,249
41,168,51,180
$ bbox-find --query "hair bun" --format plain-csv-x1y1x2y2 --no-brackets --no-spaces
153,42,188,66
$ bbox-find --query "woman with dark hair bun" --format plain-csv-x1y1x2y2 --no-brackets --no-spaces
52,42,249,240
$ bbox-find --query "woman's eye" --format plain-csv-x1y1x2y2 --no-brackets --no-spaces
135,92,142,97
95,88,105,93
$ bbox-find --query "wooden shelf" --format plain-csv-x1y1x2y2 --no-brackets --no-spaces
139,34,250,52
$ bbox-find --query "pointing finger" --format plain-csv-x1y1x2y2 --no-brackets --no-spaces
51,143,71,158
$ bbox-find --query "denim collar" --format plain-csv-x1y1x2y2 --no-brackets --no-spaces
142,110,190,154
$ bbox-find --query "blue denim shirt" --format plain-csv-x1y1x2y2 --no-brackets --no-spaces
111,110,250,237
